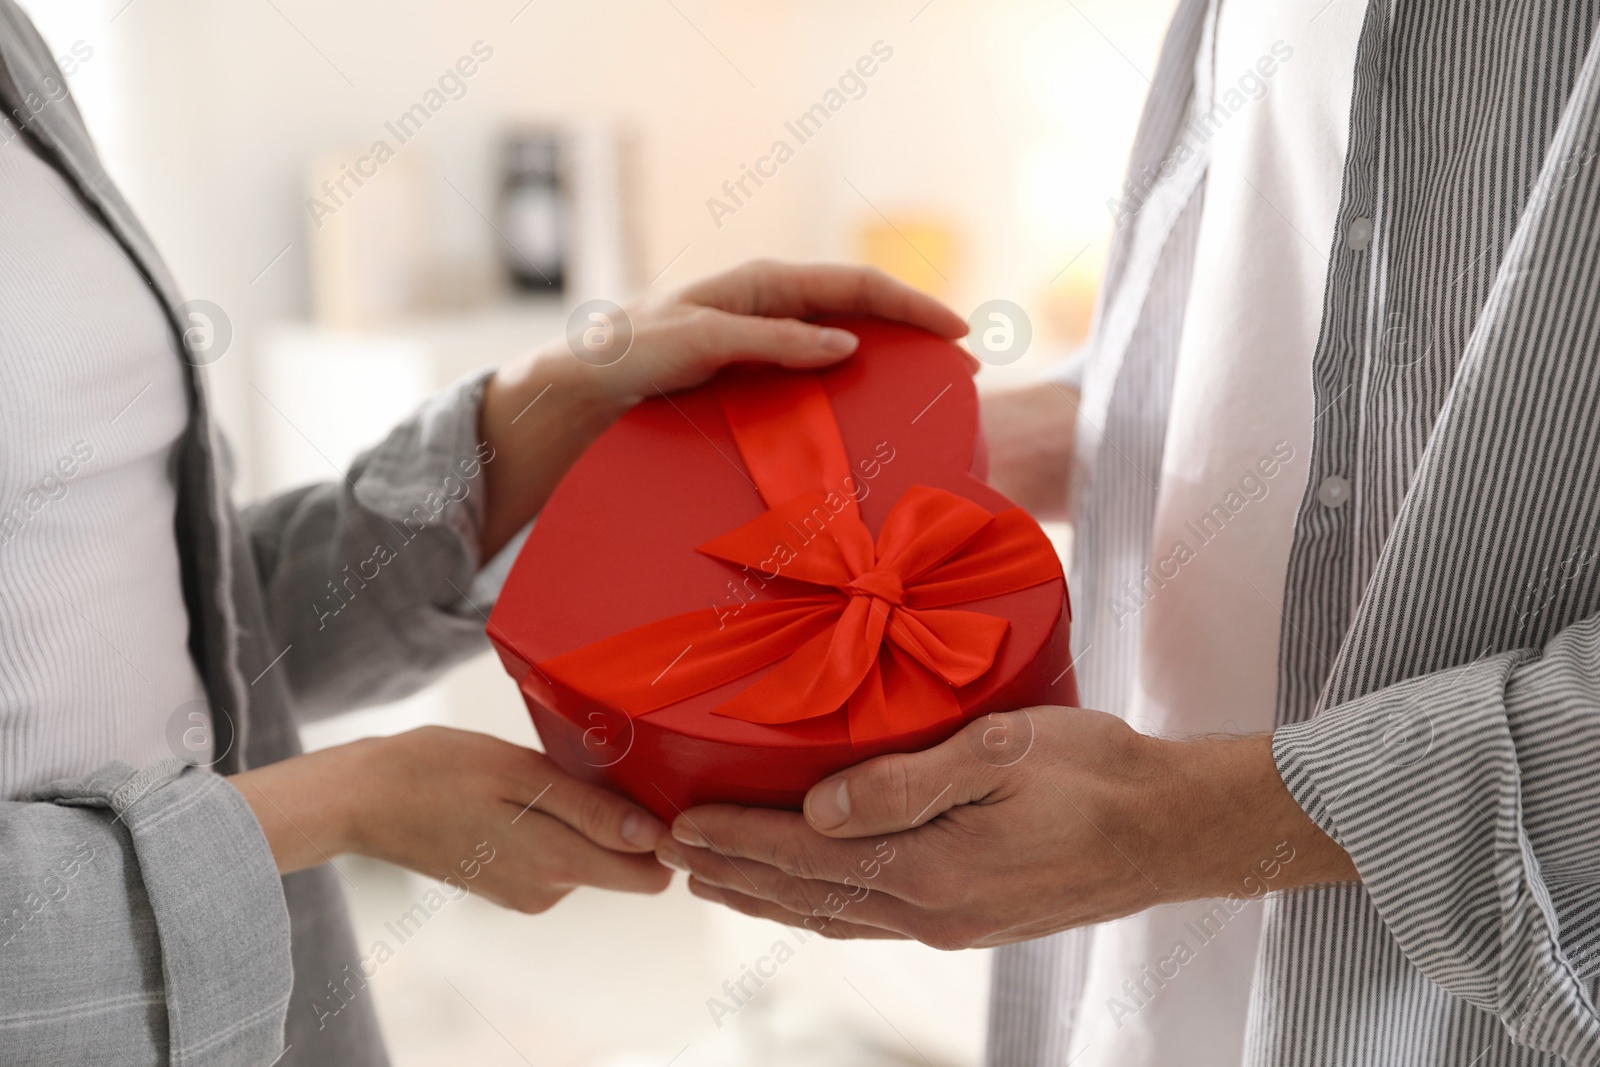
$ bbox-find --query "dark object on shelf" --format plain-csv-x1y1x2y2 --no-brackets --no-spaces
498,130,567,292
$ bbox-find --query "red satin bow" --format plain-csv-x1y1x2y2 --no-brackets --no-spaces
538,370,1062,747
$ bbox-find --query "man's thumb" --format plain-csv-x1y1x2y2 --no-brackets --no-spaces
802,733,984,838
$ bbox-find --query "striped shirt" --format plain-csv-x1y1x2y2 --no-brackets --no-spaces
988,1,1600,1065
0,109,212,798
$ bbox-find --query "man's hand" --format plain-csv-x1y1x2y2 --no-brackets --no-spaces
232,726,671,913
655,708,1358,948
979,381,1079,520
476,261,968,558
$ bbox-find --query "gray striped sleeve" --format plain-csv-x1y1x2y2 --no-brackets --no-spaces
1274,623,1600,1063
242,370,496,721
2,759,291,1065
1233,0,1600,1060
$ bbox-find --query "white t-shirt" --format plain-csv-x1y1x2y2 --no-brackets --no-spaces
0,115,211,796
1072,1,1365,1063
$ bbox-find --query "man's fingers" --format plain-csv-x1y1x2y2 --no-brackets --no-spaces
522,759,665,852
659,834,921,936
688,880,910,941
682,261,967,339
803,720,999,837
667,804,872,885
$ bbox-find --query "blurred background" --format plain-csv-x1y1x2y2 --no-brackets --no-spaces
19,1,1176,1063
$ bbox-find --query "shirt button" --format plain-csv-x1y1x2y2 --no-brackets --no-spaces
1318,475,1352,508
1346,216,1374,251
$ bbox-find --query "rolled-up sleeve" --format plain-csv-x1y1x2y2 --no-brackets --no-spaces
243,369,517,718
1273,617,1600,1064
1,758,291,1067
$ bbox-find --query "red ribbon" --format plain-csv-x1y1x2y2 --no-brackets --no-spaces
538,371,1062,746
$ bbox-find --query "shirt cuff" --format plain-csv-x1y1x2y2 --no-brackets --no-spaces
352,368,496,572
32,759,292,1065
464,519,532,615
350,366,531,620
1272,653,1600,1056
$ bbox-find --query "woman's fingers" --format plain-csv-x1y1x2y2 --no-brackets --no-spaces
509,811,673,897
669,307,861,368
516,752,665,853
681,261,967,339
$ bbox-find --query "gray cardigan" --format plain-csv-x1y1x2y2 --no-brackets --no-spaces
0,6,492,1064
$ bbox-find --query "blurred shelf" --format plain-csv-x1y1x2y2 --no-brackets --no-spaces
253,300,570,493
262,299,571,381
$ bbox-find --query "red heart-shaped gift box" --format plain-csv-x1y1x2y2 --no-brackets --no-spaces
488,318,1077,820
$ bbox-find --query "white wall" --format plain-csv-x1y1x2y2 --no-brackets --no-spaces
24,0,1170,496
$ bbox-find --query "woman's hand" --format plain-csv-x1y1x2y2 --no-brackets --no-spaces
230,726,671,913
476,260,967,557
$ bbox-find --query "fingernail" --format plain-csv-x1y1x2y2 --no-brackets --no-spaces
657,848,691,872
818,328,859,354
806,777,851,829
621,811,660,848
672,821,708,848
